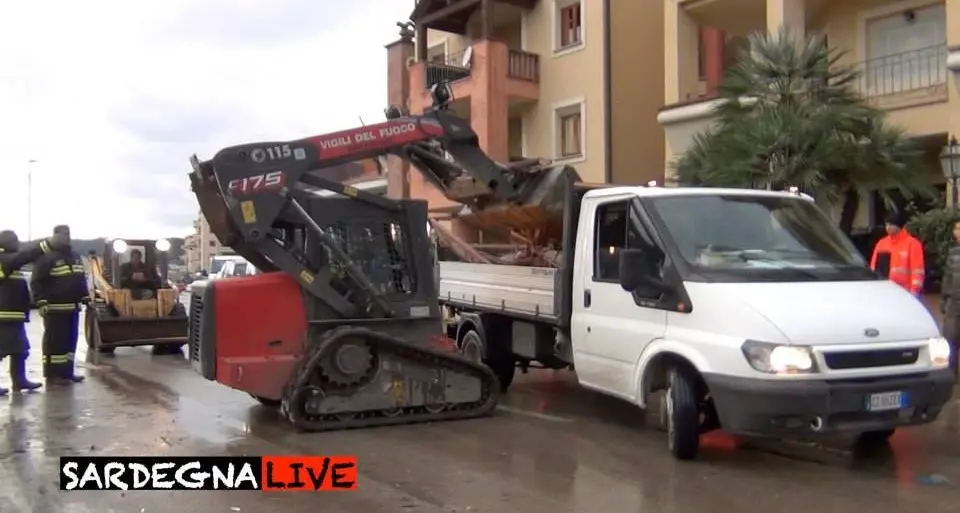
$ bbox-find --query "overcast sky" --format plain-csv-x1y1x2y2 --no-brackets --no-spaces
0,0,414,240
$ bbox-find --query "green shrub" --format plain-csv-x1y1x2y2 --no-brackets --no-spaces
906,208,960,291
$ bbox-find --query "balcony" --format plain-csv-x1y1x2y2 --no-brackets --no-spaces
410,39,540,115
425,47,540,90
659,41,952,171
425,49,473,90
853,45,948,106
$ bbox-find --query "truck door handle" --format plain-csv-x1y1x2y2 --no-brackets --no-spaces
583,289,591,307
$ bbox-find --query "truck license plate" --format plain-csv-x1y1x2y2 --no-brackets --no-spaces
866,391,907,412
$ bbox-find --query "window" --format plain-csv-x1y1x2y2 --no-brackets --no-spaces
648,194,875,283
209,241,216,247
556,1,582,50
864,4,947,96
555,101,584,159
595,202,628,281
593,200,663,291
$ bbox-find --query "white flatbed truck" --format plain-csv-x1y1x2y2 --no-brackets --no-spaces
438,178,954,459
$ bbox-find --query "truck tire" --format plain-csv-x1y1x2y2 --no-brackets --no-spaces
459,330,484,364
856,429,895,446
462,329,515,392
666,367,700,460
486,346,515,392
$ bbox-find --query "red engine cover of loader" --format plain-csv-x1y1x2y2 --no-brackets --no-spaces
209,272,308,400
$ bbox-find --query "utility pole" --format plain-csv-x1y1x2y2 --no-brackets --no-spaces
27,159,37,241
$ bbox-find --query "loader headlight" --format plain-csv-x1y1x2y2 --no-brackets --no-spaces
928,336,952,368
742,340,817,374
112,239,128,253
155,239,171,252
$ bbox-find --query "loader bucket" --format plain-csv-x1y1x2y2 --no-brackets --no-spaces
451,164,582,239
93,317,188,349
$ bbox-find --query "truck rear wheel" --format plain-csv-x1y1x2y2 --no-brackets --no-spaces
666,367,700,460
459,330,483,363
462,329,515,392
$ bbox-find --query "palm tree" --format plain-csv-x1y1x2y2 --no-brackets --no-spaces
672,26,933,233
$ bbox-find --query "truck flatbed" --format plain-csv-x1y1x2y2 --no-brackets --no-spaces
438,262,558,322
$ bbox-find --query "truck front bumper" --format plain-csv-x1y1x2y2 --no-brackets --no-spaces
703,370,955,437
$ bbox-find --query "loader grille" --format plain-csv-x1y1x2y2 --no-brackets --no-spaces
188,292,203,365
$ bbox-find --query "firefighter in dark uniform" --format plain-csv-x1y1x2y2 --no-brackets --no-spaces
0,230,64,395
31,225,89,385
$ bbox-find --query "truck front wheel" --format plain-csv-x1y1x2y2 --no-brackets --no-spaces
857,429,895,446
666,367,701,460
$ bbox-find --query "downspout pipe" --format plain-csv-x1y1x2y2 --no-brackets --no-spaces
602,0,612,183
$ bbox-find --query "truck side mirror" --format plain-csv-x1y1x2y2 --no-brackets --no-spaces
619,248,669,294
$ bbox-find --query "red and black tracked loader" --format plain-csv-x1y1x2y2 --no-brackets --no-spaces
185,84,569,431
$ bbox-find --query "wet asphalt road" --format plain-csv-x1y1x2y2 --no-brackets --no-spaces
0,313,958,513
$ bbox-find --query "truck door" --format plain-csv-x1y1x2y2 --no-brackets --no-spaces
572,198,667,399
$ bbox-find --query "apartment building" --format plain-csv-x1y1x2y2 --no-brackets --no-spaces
385,0,668,212
659,0,960,227
183,214,226,274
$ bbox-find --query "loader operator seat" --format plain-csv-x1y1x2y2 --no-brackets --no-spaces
120,249,161,300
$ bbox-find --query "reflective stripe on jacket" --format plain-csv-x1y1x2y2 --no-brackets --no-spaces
870,231,925,294
31,249,89,309
0,244,49,322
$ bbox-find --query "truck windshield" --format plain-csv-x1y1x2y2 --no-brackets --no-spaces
648,193,878,282
210,259,229,274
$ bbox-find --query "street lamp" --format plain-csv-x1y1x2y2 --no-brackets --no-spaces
941,136,960,209
27,159,37,240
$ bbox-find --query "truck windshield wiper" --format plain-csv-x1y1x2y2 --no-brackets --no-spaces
735,252,821,278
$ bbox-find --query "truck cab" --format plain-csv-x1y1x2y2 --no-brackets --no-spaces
215,259,257,279
440,185,955,459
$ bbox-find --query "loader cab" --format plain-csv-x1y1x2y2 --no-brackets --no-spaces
102,239,170,289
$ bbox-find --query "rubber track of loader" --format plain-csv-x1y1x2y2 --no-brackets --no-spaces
281,325,500,432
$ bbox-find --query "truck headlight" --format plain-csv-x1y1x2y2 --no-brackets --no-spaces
928,336,952,368
742,340,817,374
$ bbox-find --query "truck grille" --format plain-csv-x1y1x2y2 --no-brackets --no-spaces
823,347,920,370
188,292,204,364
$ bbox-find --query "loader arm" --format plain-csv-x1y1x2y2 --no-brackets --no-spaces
188,103,522,319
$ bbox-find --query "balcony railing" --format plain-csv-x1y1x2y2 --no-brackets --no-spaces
507,50,539,82
424,47,541,89
425,48,472,90
854,44,948,98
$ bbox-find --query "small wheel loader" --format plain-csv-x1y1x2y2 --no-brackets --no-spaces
185,83,574,431
85,238,188,355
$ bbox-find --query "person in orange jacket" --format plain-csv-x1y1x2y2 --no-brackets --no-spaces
870,212,925,298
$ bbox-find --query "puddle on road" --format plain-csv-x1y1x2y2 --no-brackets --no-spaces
90,364,252,448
